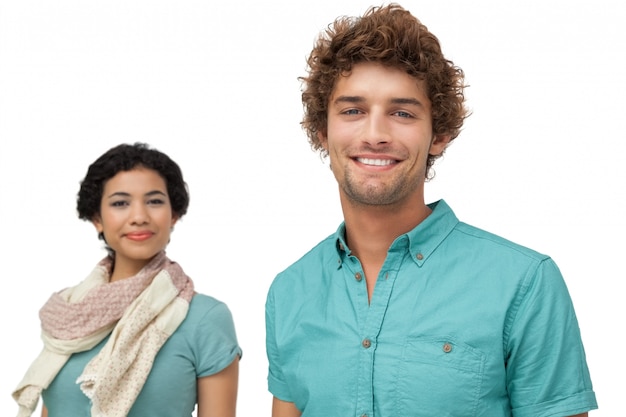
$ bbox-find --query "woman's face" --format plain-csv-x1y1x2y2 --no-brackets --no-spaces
91,167,177,280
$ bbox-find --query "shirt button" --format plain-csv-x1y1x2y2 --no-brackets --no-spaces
443,343,453,353
416,253,424,260
355,272,363,281
362,338,372,348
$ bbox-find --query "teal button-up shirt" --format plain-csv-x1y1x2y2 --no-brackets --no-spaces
266,200,597,417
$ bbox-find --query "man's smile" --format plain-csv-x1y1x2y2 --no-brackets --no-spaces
355,157,397,166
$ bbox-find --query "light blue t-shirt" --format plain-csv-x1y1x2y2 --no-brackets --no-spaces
266,200,597,417
43,294,241,417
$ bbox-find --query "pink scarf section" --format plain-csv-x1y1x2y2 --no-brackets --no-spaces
13,251,194,417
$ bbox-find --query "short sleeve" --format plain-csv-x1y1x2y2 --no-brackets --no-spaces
506,258,597,417
191,295,242,378
265,283,292,401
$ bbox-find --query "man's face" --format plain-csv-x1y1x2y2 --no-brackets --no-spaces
319,62,449,208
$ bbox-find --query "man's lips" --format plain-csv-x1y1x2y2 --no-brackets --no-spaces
354,157,398,166
125,231,154,241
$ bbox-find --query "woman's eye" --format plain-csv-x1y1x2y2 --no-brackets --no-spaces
110,200,128,207
147,199,165,205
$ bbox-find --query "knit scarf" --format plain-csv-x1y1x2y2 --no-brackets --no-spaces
13,251,194,417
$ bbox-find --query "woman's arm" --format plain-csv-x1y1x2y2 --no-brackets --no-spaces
41,405,48,417
196,356,239,417
272,397,301,417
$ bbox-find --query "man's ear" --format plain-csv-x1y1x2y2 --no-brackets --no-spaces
317,130,329,151
429,134,452,156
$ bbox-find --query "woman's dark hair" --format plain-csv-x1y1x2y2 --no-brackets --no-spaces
77,142,189,221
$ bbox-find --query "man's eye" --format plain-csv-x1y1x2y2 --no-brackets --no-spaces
394,111,413,118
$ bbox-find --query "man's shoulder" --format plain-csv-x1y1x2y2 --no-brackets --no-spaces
451,221,550,262
270,233,337,287
429,200,551,265
284,232,337,271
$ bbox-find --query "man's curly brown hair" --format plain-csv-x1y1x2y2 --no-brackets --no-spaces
300,3,469,177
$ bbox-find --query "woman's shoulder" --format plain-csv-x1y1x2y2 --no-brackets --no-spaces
176,293,241,358
185,293,235,324
190,292,226,307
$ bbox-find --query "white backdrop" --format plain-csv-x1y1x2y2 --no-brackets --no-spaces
1,0,623,415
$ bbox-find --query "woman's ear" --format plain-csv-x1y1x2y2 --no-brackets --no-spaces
429,134,452,156
91,215,103,233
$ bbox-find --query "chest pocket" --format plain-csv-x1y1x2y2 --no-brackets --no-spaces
394,336,485,417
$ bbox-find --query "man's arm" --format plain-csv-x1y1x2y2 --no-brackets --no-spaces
272,397,301,417
569,414,588,417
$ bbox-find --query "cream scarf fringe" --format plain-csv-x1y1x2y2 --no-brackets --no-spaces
13,252,193,417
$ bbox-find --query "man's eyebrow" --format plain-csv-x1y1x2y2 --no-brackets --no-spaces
333,95,425,107
390,97,425,107
333,95,365,104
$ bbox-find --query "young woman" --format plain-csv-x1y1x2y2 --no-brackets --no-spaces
13,143,241,417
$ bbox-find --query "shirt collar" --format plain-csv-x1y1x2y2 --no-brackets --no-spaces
333,199,459,266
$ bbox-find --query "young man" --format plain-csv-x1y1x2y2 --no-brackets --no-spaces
265,4,597,417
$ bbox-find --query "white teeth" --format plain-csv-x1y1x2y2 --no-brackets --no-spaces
357,158,395,166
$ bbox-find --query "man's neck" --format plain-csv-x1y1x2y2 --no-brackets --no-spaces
340,192,432,302
340,193,432,263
